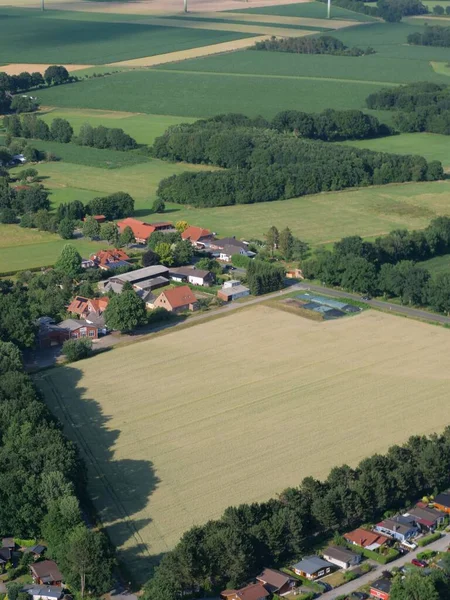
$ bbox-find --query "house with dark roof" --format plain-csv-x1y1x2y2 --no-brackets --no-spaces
322,545,361,570
221,583,270,600
292,556,335,580
403,505,445,531
0,547,11,572
344,528,389,550
30,560,63,586
370,577,391,600
374,516,418,543
256,568,293,595
434,492,450,514
103,265,169,293
153,286,198,313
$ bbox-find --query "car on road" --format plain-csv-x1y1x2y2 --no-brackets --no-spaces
360,295,371,301
411,558,427,568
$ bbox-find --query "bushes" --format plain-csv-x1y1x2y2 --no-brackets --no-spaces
247,260,285,295
75,123,137,151
353,546,399,563
417,532,441,546
86,191,134,220
254,35,375,56
62,338,93,362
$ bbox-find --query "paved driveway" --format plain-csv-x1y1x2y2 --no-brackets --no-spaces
318,534,449,599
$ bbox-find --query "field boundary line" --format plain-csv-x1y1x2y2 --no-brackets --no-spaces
38,373,156,559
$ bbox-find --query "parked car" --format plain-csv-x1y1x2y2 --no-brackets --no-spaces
351,593,369,600
411,558,427,568
360,295,371,301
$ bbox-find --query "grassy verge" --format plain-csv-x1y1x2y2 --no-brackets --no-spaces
417,532,442,546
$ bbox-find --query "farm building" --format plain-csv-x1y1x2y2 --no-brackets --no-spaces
291,556,334,580
57,319,98,340
182,225,214,246
117,218,174,244
36,317,70,348
153,286,198,313
374,516,418,542
403,505,445,531
169,266,214,287
322,545,361,570
433,492,450,514
370,577,391,600
221,583,270,600
67,296,109,330
217,280,250,302
256,569,294,595
102,265,169,294
343,528,389,550
30,560,63,586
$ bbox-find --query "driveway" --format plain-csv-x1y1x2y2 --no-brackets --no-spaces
318,534,449,599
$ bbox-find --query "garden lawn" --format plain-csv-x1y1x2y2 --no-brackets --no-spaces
36,307,450,581
344,133,450,169
0,7,253,63
37,108,195,145
35,69,381,117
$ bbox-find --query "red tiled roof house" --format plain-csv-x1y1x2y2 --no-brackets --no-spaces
221,583,270,600
117,218,173,244
182,225,214,247
153,286,198,313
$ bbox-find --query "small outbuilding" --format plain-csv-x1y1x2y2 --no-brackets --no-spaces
217,280,250,302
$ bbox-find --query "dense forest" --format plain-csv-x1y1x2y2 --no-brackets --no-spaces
153,116,442,208
366,82,450,134
302,217,450,312
143,428,450,600
253,35,375,56
408,25,450,47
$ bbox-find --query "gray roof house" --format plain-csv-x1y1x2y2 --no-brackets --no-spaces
322,546,361,570
292,556,335,580
374,515,419,542
24,586,64,600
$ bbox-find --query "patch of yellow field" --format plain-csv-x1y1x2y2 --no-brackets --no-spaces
0,63,93,75
107,34,310,67
431,61,450,77
37,306,450,580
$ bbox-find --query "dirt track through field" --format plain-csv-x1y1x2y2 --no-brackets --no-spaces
107,33,312,66
37,306,450,581
0,63,93,75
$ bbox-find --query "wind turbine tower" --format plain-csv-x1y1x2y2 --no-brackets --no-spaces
327,0,331,18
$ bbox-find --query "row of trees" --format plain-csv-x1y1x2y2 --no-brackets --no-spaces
143,428,450,600
3,114,138,151
366,82,450,135
0,65,70,94
431,4,450,14
302,217,450,312
408,25,450,47
315,0,427,21
246,260,285,295
254,35,375,56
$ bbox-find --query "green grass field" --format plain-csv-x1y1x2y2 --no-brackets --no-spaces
231,1,377,21
35,69,383,116
0,8,253,64
345,133,450,169
37,109,194,145
420,253,450,276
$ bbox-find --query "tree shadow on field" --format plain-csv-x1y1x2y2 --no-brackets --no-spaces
41,366,161,588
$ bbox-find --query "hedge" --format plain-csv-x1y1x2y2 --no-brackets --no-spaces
417,532,442,547
347,544,399,564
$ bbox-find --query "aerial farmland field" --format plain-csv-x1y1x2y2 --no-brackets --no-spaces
36,306,450,581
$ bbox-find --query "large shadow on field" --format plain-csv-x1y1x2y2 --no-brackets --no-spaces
43,366,161,586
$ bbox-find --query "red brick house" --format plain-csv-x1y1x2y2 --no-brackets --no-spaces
181,225,214,247
117,218,173,244
57,319,98,340
370,578,391,600
153,286,198,313
30,560,63,586
90,248,130,270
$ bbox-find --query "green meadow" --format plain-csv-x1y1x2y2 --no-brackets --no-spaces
420,253,450,276
0,8,252,64
231,1,377,21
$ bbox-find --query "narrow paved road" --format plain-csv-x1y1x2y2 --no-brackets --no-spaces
318,534,449,599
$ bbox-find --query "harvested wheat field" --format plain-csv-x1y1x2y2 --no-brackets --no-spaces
36,306,450,581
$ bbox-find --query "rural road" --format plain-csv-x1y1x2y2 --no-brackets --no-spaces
317,533,449,599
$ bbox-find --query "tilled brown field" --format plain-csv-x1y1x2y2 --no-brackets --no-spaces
36,306,450,580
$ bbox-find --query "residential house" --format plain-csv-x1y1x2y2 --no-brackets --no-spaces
256,568,293,595
102,265,169,294
136,289,156,309
30,560,63,586
433,492,450,514
83,214,106,224
57,319,98,340
169,266,214,287
322,545,361,570
403,505,445,532
221,583,270,600
117,218,173,244
209,237,249,251
0,547,11,572
36,317,70,348
370,578,391,600
207,237,255,263
25,586,64,600
217,280,250,302
81,258,96,269
344,528,390,550
25,545,46,559
67,296,109,331
153,286,198,313
182,225,215,247
286,268,303,279
90,248,131,271
219,245,252,263
291,556,335,580
374,516,418,543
